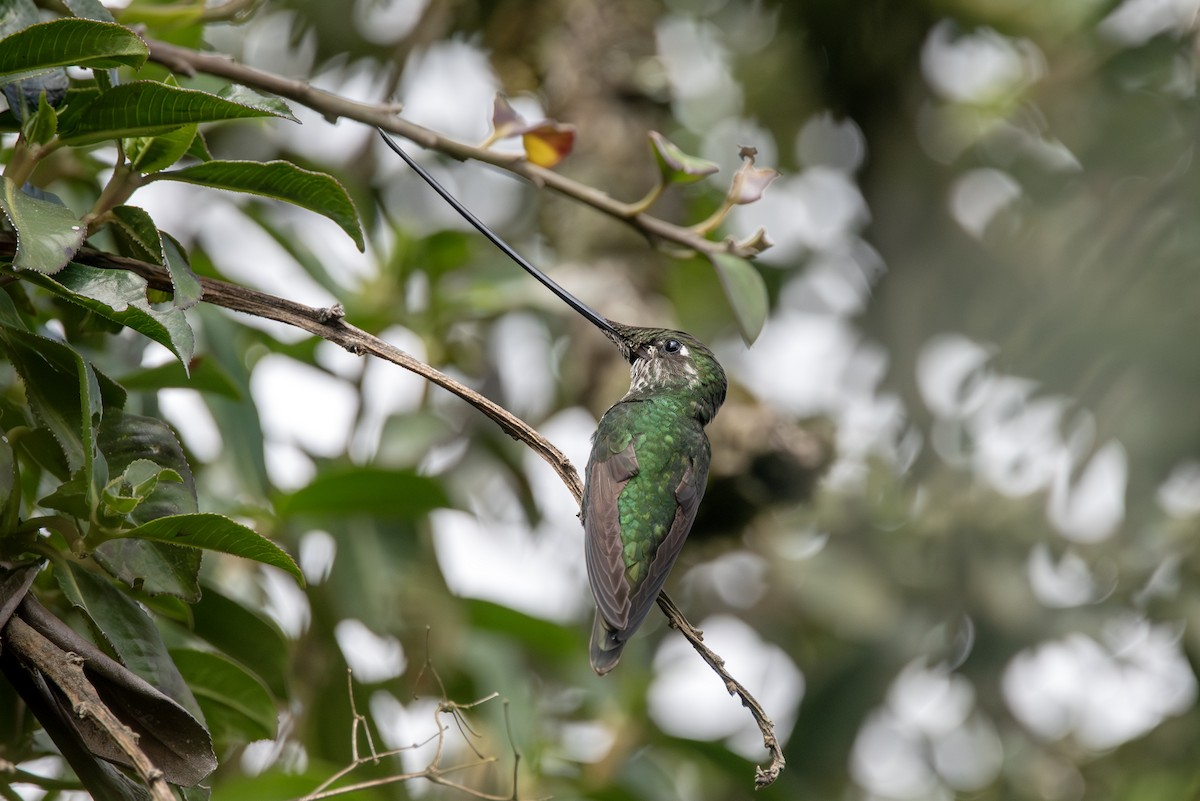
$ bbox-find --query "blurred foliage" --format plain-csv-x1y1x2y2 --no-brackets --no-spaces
2,0,1200,800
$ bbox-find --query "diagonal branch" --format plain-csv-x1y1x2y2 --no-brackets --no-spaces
141,37,763,261
3,616,175,801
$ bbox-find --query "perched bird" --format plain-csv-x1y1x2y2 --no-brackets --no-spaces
379,130,727,674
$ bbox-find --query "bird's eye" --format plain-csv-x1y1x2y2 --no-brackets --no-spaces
663,339,682,354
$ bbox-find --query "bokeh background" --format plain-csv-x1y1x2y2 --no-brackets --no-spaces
98,0,1200,798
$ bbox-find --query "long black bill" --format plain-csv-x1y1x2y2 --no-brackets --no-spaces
378,128,620,340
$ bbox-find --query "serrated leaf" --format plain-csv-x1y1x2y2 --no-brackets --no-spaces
127,124,197,174
276,467,450,519
57,562,204,721
170,649,277,745
0,328,97,474
162,230,201,310
650,131,719,185
110,205,162,263
28,262,195,365
0,18,147,81
57,80,290,146
98,409,197,521
0,176,85,274
217,84,296,123
156,160,364,251
709,252,768,343
93,539,202,600
118,513,302,584
64,0,117,23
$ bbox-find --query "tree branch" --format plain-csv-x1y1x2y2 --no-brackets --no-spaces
3,616,175,801
141,37,765,261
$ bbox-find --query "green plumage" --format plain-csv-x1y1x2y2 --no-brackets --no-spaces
584,326,726,674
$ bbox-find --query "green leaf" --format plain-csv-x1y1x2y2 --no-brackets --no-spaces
156,160,365,251
0,328,98,474
161,230,202,310
191,584,289,698
0,18,147,81
28,262,195,365
709,252,768,343
110,204,162,263
217,84,297,123
57,80,291,146
56,562,205,721
116,357,242,398
92,539,202,601
0,177,85,274
98,410,198,522
108,207,202,310
102,459,182,518
0,433,19,538
118,513,303,584
170,649,277,745
649,131,719,185
126,124,197,174
277,467,451,519
64,0,117,23
23,89,58,144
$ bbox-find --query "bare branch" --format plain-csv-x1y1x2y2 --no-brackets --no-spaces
3,617,175,801
656,593,787,788
141,38,765,261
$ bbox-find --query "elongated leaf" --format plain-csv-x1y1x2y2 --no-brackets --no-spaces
0,433,18,537
0,328,94,473
156,160,364,250
0,18,147,81
162,230,202,309
709,252,768,343
116,357,241,398
277,467,450,519
57,562,204,721
217,85,297,123
28,262,195,364
192,584,289,697
170,649,277,744
0,177,84,274
110,204,161,263
57,80,291,146
119,513,302,583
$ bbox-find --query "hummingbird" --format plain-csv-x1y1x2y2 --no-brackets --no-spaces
378,130,727,674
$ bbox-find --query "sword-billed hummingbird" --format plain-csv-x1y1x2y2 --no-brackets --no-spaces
379,130,727,674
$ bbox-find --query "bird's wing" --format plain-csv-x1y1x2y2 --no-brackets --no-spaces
583,410,640,631
622,437,711,638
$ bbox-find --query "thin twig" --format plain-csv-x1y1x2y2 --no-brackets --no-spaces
141,38,764,261
655,593,787,788
0,234,785,787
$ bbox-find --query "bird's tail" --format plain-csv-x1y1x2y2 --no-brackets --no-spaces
589,611,626,675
